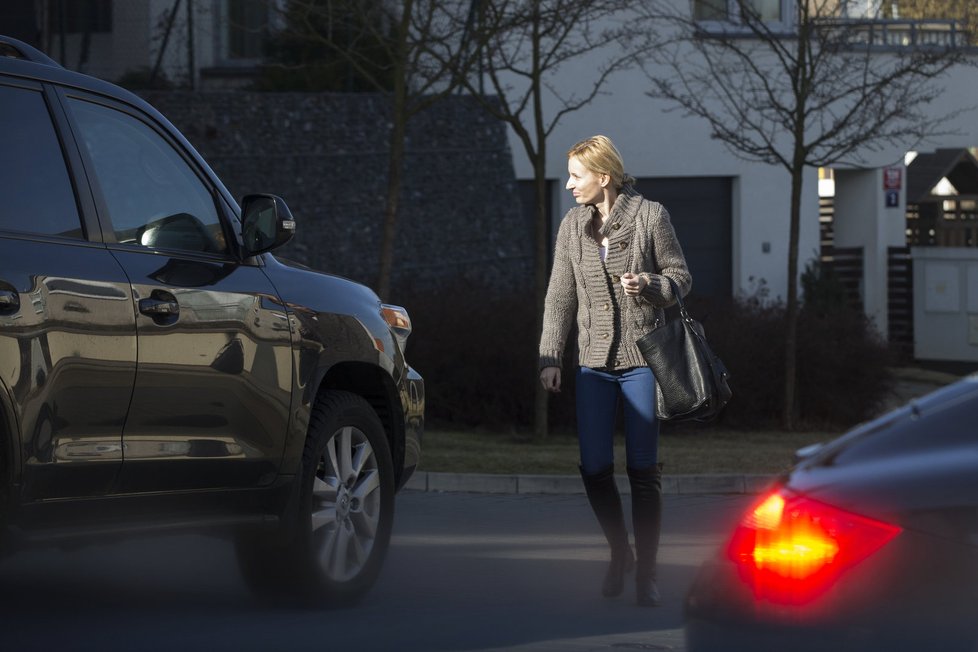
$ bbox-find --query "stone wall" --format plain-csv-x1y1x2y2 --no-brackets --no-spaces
140,91,532,298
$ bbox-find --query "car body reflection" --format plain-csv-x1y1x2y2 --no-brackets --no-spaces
685,375,978,652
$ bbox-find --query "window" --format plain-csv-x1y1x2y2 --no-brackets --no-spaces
841,0,880,18
749,0,783,21
228,0,268,59
47,0,113,34
693,0,786,23
694,0,730,21
0,85,84,239
67,99,229,256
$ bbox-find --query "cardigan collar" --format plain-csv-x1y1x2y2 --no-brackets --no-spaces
600,186,641,239
574,186,641,237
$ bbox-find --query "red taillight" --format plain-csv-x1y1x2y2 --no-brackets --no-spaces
727,488,901,604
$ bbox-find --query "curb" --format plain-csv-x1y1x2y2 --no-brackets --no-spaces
404,471,775,495
402,366,960,498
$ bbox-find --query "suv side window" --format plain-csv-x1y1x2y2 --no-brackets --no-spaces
67,98,229,256
0,84,84,239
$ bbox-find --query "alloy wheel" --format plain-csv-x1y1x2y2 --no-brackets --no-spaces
310,425,382,582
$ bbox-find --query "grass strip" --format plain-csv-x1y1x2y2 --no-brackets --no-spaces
418,428,836,476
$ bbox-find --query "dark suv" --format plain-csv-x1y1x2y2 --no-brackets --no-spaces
0,36,423,605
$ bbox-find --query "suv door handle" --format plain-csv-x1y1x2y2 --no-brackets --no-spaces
0,289,19,312
138,292,179,321
139,297,178,315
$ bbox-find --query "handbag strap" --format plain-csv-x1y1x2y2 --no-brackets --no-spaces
663,276,689,316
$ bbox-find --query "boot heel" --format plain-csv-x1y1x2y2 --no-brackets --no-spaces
581,465,632,599
636,573,661,607
628,464,663,607
602,545,634,597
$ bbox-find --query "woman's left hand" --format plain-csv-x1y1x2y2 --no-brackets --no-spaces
621,272,647,297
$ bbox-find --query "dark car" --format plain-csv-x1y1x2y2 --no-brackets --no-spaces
685,374,978,651
0,36,423,605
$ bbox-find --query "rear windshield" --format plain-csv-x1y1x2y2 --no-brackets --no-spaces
820,377,978,466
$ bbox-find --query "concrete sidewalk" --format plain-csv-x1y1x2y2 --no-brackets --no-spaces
405,366,966,498
404,470,774,495
478,628,687,652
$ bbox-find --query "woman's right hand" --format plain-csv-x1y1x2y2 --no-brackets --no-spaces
540,366,561,393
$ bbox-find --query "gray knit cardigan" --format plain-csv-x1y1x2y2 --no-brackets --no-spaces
539,187,692,371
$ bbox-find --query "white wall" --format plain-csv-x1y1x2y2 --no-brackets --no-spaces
502,41,822,303
913,247,978,362
45,1,978,318
500,9,978,305
147,0,218,87
833,167,908,334
41,1,149,81
43,0,223,86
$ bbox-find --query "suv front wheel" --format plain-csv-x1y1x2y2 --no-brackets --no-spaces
237,390,395,606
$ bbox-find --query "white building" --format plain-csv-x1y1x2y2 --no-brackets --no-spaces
497,0,978,363
14,0,271,89
12,0,978,361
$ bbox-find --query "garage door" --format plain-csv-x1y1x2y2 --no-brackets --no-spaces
634,177,732,299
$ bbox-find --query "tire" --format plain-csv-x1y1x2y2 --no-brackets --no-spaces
237,390,395,606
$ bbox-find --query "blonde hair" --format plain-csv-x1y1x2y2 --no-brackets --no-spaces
567,135,635,190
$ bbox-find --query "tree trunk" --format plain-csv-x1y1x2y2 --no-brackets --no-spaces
782,162,804,430
375,0,413,301
532,154,549,439
530,2,551,440
782,13,811,432
376,97,407,301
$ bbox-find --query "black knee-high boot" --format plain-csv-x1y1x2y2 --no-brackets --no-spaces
628,463,663,607
580,464,635,597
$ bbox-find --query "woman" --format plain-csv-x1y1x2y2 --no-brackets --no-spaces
539,135,691,607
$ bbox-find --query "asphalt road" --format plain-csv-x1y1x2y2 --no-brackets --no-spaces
0,491,753,652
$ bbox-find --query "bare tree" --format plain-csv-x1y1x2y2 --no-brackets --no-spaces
445,0,654,438
642,0,972,428
264,0,484,300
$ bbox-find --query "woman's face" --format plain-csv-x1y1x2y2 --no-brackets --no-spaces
566,156,607,206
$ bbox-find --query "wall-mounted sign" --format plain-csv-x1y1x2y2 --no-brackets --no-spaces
885,190,900,208
883,167,903,190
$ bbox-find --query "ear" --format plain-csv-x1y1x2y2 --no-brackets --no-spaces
600,174,609,187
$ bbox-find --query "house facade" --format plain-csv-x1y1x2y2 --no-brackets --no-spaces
499,0,978,363
8,0,978,361
8,0,273,89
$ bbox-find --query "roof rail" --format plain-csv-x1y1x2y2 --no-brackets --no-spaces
0,35,61,67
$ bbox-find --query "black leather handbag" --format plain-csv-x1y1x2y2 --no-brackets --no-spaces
635,278,731,422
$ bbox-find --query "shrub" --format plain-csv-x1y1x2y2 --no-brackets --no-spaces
689,294,786,429
401,281,894,433
800,257,849,314
115,66,173,91
795,305,894,427
400,281,538,429
696,296,894,429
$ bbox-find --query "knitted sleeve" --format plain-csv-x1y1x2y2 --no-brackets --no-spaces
539,216,577,369
638,203,693,306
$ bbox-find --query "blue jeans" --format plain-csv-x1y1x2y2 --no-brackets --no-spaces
576,366,659,475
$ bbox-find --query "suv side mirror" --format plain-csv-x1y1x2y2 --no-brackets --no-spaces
240,194,296,256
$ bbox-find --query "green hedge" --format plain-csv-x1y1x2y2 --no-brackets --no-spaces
401,282,894,432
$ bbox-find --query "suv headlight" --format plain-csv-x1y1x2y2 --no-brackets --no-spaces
381,304,412,351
